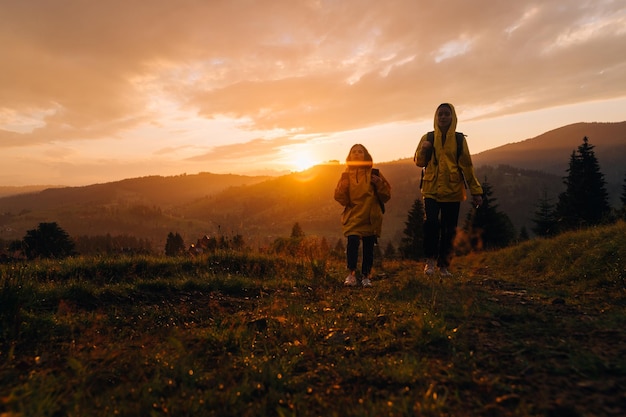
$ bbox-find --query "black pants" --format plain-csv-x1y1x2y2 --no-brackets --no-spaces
346,235,376,277
423,198,460,268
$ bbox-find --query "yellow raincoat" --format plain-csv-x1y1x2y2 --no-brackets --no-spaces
334,166,391,237
414,103,482,202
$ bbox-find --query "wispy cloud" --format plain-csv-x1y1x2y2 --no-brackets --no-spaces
1,0,625,185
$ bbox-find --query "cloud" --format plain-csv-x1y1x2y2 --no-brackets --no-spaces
187,135,310,162
0,0,625,185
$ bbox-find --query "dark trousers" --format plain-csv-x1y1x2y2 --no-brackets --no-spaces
346,235,376,276
423,198,460,268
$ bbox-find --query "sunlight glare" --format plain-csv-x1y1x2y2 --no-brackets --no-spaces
292,153,317,172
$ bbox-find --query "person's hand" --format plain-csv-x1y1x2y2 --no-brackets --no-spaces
421,140,433,158
472,195,483,208
371,173,381,186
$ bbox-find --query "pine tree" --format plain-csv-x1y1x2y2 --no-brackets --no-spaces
532,188,557,237
399,198,425,260
518,226,529,242
22,222,76,260
290,222,305,238
165,232,185,257
554,136,610,232
463,179,515,250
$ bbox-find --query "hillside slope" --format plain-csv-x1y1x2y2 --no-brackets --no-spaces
0,122,623,251
471,121,626,186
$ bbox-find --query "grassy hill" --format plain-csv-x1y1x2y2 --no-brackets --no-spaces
1,221,624,416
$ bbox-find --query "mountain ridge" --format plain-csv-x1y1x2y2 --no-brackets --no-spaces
1,121,624,251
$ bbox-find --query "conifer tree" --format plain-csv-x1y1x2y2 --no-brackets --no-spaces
165,232,185,257
399,198,425,260
290,222,305,238
554,136,610,231
463,179,515,250
518,226,529,242
532,188,557,237
22,222,76,260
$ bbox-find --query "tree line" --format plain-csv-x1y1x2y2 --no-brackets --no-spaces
2,136,624,262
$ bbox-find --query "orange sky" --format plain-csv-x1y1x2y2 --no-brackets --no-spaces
1,0,625,186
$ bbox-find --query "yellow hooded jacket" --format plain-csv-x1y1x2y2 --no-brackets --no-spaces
334,165,391,238
414,103,483,202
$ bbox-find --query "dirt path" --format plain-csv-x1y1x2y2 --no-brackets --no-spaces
459,278,626,416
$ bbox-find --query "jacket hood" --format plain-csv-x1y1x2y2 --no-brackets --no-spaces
433,102,458,135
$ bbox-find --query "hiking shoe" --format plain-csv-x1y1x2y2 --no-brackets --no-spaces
344,273,357,287
438,267,453,277
361,277,372,287
424,259,436,276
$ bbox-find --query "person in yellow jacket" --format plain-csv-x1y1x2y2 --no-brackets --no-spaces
334,144,391,287
414,103,483,277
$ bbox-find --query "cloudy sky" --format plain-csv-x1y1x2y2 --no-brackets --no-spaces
1,0,625,186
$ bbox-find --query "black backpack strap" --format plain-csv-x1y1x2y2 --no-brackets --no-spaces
455,132,468,189
455,132,464,164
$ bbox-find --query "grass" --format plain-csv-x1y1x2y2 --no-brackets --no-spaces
1,222,626,416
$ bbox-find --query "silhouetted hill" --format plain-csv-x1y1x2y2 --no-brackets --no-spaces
0,122,624,252
0,185,63,198
0,172,270,212
472,122,626,188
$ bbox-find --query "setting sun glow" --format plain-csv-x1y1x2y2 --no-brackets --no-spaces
292,153,318,172
1,1,625,186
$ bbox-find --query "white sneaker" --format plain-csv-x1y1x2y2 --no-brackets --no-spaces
362,277,372,287
424,259,435,275
344,273,357,287
439,267,453,277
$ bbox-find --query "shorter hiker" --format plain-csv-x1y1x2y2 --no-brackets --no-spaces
414,103,483,277
334,144,391,287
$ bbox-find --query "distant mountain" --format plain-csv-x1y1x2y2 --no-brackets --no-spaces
0,185,63,198
0,172,270,212
0,122,624,252
472,121,626,186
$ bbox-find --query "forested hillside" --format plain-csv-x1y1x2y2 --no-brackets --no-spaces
0,122,623,252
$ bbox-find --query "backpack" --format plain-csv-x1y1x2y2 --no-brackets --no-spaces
420,131,467,188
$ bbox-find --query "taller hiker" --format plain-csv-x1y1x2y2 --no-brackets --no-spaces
414,103,483,277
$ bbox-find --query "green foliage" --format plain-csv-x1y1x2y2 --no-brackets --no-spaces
165,232,186,257
555,136,611,231
399,198,425,260
461,179,516,251
290,222,305,238
74,233,153,255
22,222,76,260
532,188,557,237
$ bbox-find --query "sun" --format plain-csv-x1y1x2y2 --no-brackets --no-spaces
292,153,317,171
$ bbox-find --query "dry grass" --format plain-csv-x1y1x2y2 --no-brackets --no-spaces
1,222,625,416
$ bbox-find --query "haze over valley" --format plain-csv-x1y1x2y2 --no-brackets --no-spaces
0,121,624,253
